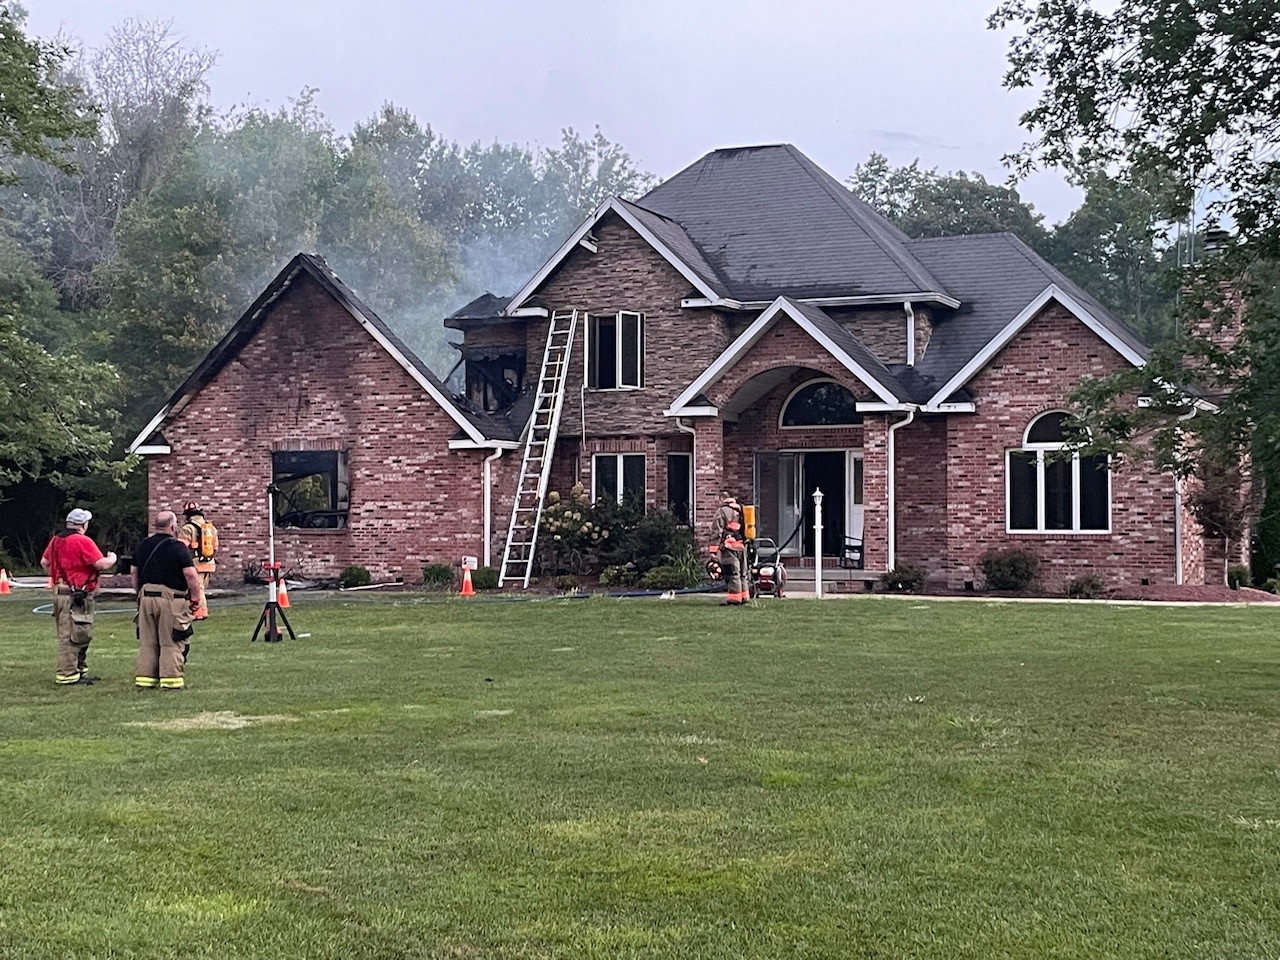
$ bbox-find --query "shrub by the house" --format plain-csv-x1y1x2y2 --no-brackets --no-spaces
980,548,1040,591
421,563,454,589
1065,574,1105,599
880,563,927,593
340,565,371,588
471,566,499,590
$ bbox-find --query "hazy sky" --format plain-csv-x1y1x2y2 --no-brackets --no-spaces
27,0,1082,223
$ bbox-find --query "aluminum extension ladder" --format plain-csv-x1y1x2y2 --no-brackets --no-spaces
498,310,580,587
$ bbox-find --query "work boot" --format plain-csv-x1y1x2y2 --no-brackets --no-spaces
67,675,97,686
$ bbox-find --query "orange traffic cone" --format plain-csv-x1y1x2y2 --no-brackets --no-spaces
459,567,475,597
0,569,10,595
276,578,291,609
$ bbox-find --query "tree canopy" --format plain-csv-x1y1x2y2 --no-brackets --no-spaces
989,0,1280,578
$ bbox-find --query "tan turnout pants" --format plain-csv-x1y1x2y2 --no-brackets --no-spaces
136,586,194,689
52,587,95,683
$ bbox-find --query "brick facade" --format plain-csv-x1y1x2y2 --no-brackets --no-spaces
147,273,492,584
936,304,1180,590
146,228,1195,595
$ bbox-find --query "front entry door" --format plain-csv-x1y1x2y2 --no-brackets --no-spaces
801,452,845,558
754,451,861,559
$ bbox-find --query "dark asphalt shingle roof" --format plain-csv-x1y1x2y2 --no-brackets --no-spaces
447,292,513,323
637,144,950,301
908,233,1150,393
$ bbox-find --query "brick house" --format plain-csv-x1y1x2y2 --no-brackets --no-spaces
129,144,1221,590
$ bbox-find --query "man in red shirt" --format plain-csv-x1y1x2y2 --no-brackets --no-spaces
41,508,117,686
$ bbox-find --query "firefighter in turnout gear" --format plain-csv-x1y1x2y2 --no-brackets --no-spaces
40,508,117,685
132,510,203,691
709,492,749,605
179,501,218,619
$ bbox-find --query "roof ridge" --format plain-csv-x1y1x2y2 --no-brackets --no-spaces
615,195,677,224
782,145,946,295
908,231,1019,245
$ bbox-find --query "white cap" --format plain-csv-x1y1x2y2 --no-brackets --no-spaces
66,508,93,526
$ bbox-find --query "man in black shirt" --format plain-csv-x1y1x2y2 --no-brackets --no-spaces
131,510,204,690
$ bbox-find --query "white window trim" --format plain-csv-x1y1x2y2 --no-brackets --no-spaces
778,377,865,430
591,452,646,504
587,311,645,391
1005,412,1112,534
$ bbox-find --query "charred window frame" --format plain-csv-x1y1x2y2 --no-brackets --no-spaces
465,353,525,412
1006,411,1110,533
587,311,644,390
272,450,350,528
592,453,645,507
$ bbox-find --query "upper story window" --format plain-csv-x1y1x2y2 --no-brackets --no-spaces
780,379,863,428
588,311,644,390
273,450,349,528
1007,411,1110,533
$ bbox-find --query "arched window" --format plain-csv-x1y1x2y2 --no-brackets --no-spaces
780,379,863,428
1007,411,1110,532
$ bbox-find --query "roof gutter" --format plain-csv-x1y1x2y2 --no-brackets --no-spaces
886,406,917,571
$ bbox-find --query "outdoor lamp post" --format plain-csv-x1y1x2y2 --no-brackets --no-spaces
813,487,824,599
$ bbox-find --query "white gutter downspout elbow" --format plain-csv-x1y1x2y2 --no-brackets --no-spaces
886,407,916,571
675,417,698,526
482,448,504,568
904,301,916,367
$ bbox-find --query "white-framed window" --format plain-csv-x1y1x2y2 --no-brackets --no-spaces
1006,411,1110,533
592,453,645,505
779,378,863,428
587,311,644,389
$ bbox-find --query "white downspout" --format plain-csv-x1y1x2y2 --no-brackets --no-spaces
482,448,504,567
886,407,916,571
904,301,916,367
675,416,698,526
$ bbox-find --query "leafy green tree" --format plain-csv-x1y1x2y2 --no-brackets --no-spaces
0,4,97,184
0,6,123,527
990,0,1280,577
848,152,1048,248
1042,171,1178,342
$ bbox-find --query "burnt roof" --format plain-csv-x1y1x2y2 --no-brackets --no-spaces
445,292,515,329
127,254,501,451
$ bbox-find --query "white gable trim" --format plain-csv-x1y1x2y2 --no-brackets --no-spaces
127,408,175,455
505,198,721,314
924,284,1147,409
664,297,904,417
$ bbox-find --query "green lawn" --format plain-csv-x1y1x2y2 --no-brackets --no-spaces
2,591,1279,959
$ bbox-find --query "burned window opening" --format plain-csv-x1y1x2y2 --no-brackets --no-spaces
465,354,525,412
272,450,350,528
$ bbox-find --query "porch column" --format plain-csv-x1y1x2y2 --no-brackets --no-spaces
692,417,725,533
862,416,889,572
